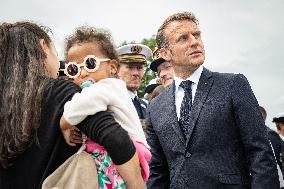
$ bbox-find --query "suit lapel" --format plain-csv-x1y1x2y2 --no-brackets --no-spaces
159,82,186,144
186,68,214,145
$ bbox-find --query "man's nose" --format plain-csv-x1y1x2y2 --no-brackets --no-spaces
159,70,167,78
189,34,198,46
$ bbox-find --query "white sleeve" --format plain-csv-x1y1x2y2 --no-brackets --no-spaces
63,79,120,125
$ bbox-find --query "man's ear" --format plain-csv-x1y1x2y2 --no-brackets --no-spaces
39,39,49,56
109,60,119,75
159,48,172,61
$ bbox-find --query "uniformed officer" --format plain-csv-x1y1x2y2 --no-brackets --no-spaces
149,47,174,88
117,44,152,120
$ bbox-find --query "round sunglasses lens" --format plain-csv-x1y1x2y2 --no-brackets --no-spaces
66,64,78,76
85,58,96,69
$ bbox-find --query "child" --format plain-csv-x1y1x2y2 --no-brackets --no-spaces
60,26,151,189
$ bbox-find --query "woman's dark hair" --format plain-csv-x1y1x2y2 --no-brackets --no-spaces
0,21,52,168
64,25,118,61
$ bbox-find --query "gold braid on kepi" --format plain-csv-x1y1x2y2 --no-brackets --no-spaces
152,47,160,60
117,44,152,64
118,54,147,63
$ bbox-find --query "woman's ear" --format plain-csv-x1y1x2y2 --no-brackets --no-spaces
39,39,49,56
159,48,172,62
109,60,119,76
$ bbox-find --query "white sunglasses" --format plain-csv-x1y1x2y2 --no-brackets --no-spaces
64,55,110,78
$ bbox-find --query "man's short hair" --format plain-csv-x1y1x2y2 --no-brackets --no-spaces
156,12,199,49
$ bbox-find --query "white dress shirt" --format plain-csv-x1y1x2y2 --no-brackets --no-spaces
127,90,137,100
175,66,204,119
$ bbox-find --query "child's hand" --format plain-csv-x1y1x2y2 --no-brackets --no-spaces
61,127,82,146
60,116,73,130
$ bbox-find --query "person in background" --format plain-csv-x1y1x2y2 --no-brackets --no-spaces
117,44,152,120
149,85,166,100
0,22,142,189
259,106,284,186
150,47,174,88
143,83,160,102
273,112,284,140
58,60,67,78
146,12,279,188
273,112,284,182
260,106,283,167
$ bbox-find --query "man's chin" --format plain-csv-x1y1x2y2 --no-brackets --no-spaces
189,60,204,68
127,85,139,92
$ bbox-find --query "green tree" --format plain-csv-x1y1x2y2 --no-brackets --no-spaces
141,35,156,50
138,35,157,98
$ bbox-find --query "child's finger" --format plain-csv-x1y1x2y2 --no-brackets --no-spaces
73,136,83,141
72,128,82,137
70,138,82,144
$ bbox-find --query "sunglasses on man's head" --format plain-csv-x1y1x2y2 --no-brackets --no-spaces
64,55,110,78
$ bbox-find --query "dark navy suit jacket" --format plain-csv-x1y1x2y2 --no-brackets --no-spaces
146,68,279,189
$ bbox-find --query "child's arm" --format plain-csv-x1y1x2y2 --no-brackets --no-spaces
63,79,114,126
116,152,144,189
60,116,73,130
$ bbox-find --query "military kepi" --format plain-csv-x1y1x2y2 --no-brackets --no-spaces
117,44,152,64
150,47,166,72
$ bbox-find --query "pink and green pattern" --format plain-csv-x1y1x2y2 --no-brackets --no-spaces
86,140,126,189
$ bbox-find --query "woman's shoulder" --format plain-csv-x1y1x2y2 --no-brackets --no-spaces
46,77,79,93
43,77,81,105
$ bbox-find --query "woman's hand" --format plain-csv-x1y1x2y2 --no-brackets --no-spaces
61,126,82,146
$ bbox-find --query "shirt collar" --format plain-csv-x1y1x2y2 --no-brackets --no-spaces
174,65,204,90
127,90,137,100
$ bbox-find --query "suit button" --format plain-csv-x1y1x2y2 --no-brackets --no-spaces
185,152,191,158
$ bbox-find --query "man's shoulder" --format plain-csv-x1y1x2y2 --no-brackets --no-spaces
206,68,240,80
204,68,248,86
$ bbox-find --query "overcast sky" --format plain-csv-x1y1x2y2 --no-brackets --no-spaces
1,0,283,128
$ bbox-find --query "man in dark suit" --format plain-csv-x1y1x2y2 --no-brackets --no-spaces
146,12,279,189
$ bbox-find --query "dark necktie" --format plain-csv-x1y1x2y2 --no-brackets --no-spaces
179,80,193,138
132,96,143,119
